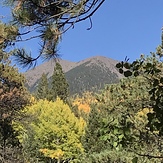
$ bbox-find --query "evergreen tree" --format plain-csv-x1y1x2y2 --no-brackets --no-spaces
2,0,104,66
50,62,69,102
35,73,50,100
82,105,106,154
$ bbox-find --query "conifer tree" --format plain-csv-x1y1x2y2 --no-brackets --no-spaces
2,0,105,66
35,73,50,100
51,62,69,102
82,105,107,154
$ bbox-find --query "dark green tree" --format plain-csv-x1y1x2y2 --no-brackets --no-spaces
82,105,107,154
50,62,69,102
35,73,50,100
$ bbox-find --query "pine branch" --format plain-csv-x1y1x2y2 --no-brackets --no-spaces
134,151,163,159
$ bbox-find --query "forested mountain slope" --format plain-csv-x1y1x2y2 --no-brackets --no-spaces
24,56,123,94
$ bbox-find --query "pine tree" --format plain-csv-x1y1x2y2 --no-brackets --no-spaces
35,73,50,100
2,0,105,66
50,62,69,102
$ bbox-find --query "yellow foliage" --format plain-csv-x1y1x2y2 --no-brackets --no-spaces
14,98,86,161
40,148,64,160
135,108,153,122
78,103,90,113
29,95,37,104
12,121,27,144
72,91,96,113
137,108,153,117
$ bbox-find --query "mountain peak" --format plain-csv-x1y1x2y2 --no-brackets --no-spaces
24,56,123,91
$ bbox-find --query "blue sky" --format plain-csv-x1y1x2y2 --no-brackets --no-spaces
1,0,163,70
59,0,163,62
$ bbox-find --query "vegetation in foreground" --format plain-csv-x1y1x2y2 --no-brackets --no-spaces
2,51,163,162
1,1,163,162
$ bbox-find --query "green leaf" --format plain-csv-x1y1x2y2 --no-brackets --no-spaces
113,141,118,147
124,128,130,135
119,68,123,74
123,62,131,69
116,62,122,68
132,157,138,163
118,134,124,140
102,135,109,141
124,70,132,77
113,128,119,135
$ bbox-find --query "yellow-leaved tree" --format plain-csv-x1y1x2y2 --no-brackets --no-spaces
13,98,86,163
72,92,97,114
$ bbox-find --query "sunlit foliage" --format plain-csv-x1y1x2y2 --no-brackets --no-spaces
116,34,163,136
72,92,97,114
13,98,86,162
82,76,163,162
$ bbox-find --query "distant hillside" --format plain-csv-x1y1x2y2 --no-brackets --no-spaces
24,56,123,95
24,58,76,88
65,56,121,94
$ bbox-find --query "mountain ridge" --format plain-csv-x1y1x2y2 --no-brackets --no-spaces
24,55,123,94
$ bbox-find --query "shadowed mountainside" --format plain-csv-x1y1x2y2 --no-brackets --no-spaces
24,56,123,95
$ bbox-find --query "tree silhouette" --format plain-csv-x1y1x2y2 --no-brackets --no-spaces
3,0,105,66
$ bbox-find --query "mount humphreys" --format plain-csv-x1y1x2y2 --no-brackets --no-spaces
24,56,123,94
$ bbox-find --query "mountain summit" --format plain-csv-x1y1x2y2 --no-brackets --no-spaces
24,56,123,94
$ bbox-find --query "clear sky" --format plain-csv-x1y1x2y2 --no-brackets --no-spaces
1,0,163,70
